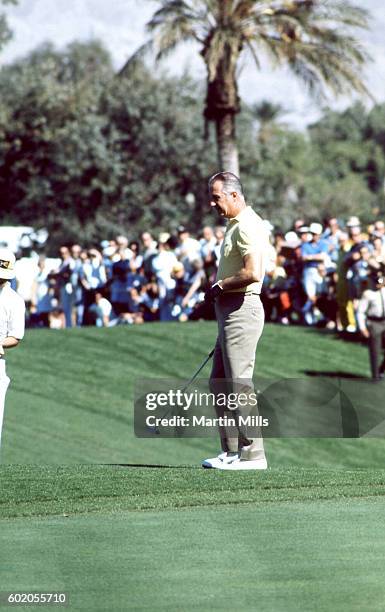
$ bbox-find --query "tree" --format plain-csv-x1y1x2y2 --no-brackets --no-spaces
121,0,371,176
0,0,17,53
0,42,217,248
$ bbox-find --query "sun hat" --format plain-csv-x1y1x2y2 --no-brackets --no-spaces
0,248,16,280
309,222,323,235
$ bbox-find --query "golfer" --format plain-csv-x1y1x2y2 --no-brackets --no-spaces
0,248,25,450
202,172,268,470
357,271,385,382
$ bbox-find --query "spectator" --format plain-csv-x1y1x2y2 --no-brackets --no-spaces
314,263,338,329
200,226,216,259
175,226,201,275
200,226,217,281
116,235,133,261
80,249,107,324
170,260,205,321
346,217,369,246
141,232,158,260
334,232,355,332
140,278,160,322
213,226,225,266
55,246,76,328
293,219,306,234
152,234,178,321
373,220,385,244
102,243,119,280
30,257,55,327
322,217,342,265
371,235,385,268
128,241,143,273
71,244,85,326
300,223,329,325
49,307,65,330
88,291,113,327
110,255,145,318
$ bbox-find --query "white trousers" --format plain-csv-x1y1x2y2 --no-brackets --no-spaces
0,360,10,448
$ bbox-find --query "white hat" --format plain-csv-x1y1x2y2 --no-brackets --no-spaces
0,248,16,280
309,222,323,235
298,226,310,234
346,216,361,228
158,232,170,244
284,231,299,244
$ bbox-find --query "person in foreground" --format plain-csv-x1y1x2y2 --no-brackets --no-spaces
0,249,25,450
202,172,268,470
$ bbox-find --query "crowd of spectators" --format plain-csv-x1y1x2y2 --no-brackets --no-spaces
263,216,385,332
12,226,224,329
8,215,385,333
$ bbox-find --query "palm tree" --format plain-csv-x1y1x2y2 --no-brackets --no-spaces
120,0,371,176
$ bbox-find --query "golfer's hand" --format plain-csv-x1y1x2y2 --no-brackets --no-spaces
361,328,370,339
204,281,223,304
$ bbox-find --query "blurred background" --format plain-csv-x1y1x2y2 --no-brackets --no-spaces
1,1,385,337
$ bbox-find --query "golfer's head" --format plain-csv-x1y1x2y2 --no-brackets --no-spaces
208,172,245,219
0,248,16,284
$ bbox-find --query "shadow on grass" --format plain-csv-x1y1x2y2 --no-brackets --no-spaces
303,370,368,380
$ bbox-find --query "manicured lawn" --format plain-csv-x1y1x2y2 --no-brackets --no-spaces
1,323,385,610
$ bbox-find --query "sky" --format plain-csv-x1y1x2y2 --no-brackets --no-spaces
1,0,384,129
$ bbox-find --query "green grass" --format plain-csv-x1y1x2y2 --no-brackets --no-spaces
1,466,385,611
1,322,385,610
2,465,385,518
1,322,384,466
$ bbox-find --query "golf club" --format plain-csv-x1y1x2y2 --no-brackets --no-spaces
147,347,215,434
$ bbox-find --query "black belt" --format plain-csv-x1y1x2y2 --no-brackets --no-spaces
368,316,385,322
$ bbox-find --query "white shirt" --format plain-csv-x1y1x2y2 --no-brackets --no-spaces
0,282,26,343
152,250,178,292
97,297,112,318
175,238,201,262
357,287,385,331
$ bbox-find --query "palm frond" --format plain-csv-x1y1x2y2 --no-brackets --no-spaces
244,38,261,69
124,0,373,103
117,41,154,77
153,18,200,60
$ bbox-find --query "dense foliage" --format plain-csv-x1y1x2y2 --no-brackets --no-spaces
0,41,384,247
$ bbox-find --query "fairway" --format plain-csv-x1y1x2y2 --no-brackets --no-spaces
2,466,385,611
1,322,384,466
1,323,385,610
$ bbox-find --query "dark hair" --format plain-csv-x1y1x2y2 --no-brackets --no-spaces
167,235,179,250
208,172,244,197
129,241,140,252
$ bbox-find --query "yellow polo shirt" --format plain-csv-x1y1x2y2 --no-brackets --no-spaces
216,206,267,294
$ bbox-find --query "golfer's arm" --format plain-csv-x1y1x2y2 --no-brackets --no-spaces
1,336,20,350
220,253,263,291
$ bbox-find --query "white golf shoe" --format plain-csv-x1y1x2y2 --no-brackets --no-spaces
217,456,268,470
202,452,239,469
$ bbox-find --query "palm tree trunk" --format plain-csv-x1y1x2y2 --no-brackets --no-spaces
215,113,239,175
